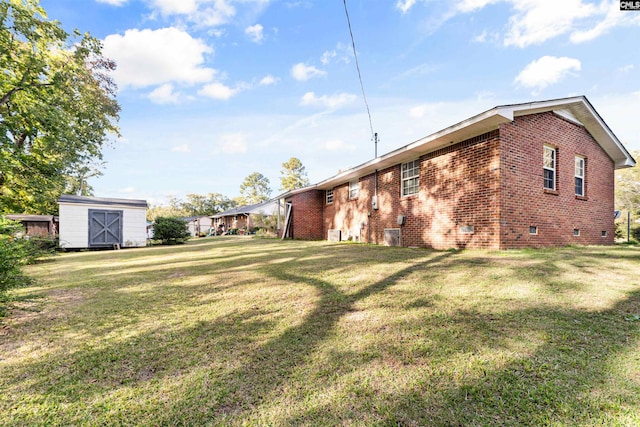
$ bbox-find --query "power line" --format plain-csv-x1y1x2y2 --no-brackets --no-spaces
342,0,375,141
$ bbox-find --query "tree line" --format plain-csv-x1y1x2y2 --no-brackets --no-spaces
147,157,310,221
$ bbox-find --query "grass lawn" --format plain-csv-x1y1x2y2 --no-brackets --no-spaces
1,237,640,426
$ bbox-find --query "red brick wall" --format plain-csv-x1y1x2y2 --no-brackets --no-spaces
290,112,616,249
323,131,502,249
499,112,615,248
287,190,324,240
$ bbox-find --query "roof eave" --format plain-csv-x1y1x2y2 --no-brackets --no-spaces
315,108,512,189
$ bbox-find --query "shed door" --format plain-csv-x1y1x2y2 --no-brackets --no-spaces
89,209,123,247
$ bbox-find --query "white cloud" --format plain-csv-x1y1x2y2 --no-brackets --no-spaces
472,29,500,43
321,50,336,65
618,64,635,73
409,104,430,119
149,0,197,15
514,56,581,93
96,0,128,5
570,0,640,43
245,24,264,43
445,0,637,47
300,92,357,109
324,139,356,152
148,84,182,104
396,0,417,14
103,28,215,88
504,0,598,47
198,82,238,100
171,144,191,153
219,134,247,154
259,75,279,86
291,63,326,81
456,0,501,13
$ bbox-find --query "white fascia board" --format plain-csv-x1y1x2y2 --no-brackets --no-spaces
315,108,512,190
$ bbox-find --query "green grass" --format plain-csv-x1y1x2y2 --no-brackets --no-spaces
1,237,639,426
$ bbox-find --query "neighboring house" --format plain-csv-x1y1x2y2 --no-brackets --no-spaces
58,195,148,249
5,214,58,238
181,216,214,237
278,96,636,249
212,200,281,233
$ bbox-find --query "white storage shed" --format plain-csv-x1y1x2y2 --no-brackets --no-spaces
58,195,148,249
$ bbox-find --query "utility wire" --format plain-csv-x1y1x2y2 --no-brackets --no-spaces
342,0,375,140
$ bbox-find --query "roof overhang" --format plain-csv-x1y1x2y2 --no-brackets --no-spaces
310,96,635,190
58,195,148,208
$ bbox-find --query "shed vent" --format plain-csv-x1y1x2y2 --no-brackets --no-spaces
384,228,401,247
328,229,342,242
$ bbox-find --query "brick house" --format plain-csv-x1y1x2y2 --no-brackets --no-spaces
279,96,635,249
212,200,280,233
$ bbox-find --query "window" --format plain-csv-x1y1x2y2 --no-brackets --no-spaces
543,146,556,190
573,229,580,236
326,189,334,205
529,226,538,235
575,156,585,196
601,230,607,237
349,180,359,199
401,159,420,197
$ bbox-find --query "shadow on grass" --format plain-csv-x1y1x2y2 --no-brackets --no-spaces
3,241,640,425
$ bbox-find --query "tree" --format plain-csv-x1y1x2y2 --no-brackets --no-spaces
239,172,272,205
181,193,235,216
279,157,310,191
0,0,120,214
152,217,190,245
146,195,189,222
615,150,640,216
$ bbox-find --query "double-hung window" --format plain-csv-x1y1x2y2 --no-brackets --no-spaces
401,159,420,197
543,146,556,190
349,180,359,199
575,156,585,196
326,188,334,204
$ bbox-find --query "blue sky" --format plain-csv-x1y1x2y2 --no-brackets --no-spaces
39,0,640,206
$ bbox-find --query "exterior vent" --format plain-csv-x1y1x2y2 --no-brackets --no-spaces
460,225,474,234
384,228,401,247
327,229,342,242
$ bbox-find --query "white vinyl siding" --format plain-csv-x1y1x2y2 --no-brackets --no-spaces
58,202,147,249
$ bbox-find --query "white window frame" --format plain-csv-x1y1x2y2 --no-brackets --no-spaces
401,159,420,197
326,188,334,205
349,180,359,199
575,156,585,196
543,146,556,190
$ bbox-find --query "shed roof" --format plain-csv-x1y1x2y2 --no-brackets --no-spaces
58,195,148,208
275,95,636,197
6,214,56,222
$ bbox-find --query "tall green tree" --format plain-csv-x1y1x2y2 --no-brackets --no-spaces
239,172,272,205
615,150,640,217
181,193,235,216
279,157,310,191
0,0,120,214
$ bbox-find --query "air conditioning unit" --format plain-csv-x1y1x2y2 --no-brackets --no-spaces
327,229,342,242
